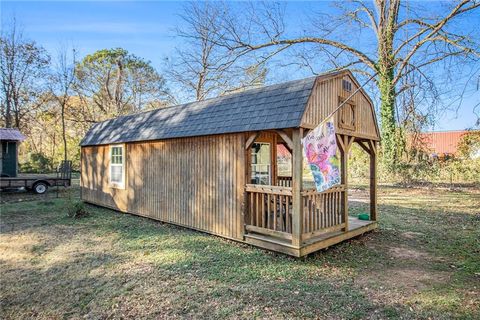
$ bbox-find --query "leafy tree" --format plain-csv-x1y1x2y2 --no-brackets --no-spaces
20,152,53,173
458,130,480,159
75,48,172,120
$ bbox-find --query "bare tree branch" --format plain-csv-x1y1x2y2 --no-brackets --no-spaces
166,1,267,102
208,0,479,165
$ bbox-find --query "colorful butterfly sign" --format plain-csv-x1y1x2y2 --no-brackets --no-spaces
301,117,340,192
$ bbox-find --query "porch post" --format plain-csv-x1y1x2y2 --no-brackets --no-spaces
291,128,303,247
338,135,354,231
338,137,344,230
369,140,377,221
340,135,348,231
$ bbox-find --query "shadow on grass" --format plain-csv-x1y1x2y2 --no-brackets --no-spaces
1,195,478,319
74,204,477,318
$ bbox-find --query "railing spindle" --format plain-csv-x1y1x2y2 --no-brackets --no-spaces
246,184,346,242
334,192,337,227
266,193,270,229
273,194,277,230
249,193,254,225
286,195,290,232
255,193,260,228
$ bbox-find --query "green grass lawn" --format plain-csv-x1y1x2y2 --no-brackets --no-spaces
0,186,479,319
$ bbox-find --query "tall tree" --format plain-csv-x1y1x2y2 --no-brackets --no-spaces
75,48,172,121
49,45,77,161
0,19,50,128
166,1,267,102
213,0,480,167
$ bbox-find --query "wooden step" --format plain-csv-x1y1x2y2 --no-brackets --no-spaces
244,233,301,257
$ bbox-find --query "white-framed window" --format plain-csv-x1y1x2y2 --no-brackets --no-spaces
109,144,125,189
251,142,271,185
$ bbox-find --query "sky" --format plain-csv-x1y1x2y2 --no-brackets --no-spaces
1,0,479,131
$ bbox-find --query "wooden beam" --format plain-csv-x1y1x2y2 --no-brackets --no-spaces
340,135,350,232
336,134,346,152
299,221,378,257
356,140,371,154
291,128,303,247
345,135,355,152
274,130,294,151
245,184,293,196
245,132,259,150
368,139,377,155
302,129,310,138
302,223,346,241
369,140,378,221
244,234,301,257
245,225,293,241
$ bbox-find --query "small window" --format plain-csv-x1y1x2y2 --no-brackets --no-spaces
110,145,125,188
342,79,352,92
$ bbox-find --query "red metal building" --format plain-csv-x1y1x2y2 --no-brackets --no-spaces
413,130,477,157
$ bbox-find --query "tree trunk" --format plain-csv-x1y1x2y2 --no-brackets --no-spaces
14,106,20,128
5,97,12,127
378,70,396,167
61,99,67,161
377,9,398,169
115,59,124,114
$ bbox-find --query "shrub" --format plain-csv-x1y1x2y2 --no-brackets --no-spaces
348,143,479,186
378,157,480,185
66,200,89,219
457,131,480,159
20,153,53,173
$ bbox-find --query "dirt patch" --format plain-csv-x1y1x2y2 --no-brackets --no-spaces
355,266,453,311
388,246,432,261
400,231,425,239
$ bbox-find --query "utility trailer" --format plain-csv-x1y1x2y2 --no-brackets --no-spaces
0,161,72,194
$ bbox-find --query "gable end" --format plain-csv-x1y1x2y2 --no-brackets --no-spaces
301,71,380,141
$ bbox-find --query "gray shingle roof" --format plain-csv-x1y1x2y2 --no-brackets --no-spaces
80,76,318,146
0,128,26,141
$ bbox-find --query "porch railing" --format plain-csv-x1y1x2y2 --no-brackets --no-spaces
245,184,347,243
276,176,292,187
245,184,293,240
301,185,346,241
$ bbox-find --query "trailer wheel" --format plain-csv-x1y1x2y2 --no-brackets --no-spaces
33,182,48,194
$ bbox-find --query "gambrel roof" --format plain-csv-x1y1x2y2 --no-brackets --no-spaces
81,70,373,146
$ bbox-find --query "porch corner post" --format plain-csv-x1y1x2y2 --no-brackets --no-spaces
337,134,348,231
370,140,378,221
292,128,304,247
339,135,349,232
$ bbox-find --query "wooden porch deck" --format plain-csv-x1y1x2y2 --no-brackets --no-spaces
244,217,377,257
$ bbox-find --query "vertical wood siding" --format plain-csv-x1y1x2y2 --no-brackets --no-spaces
81,133,246,240
301,74,380,140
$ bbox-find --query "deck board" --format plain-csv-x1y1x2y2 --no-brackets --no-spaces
300,217,377,256
245,217,377,257
303,217,373,245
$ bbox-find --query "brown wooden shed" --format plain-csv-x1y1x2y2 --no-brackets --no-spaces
80,70,380,257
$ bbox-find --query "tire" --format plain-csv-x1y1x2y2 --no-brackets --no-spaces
33,182,48,194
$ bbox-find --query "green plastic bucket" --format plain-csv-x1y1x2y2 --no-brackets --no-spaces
358,213,370,221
